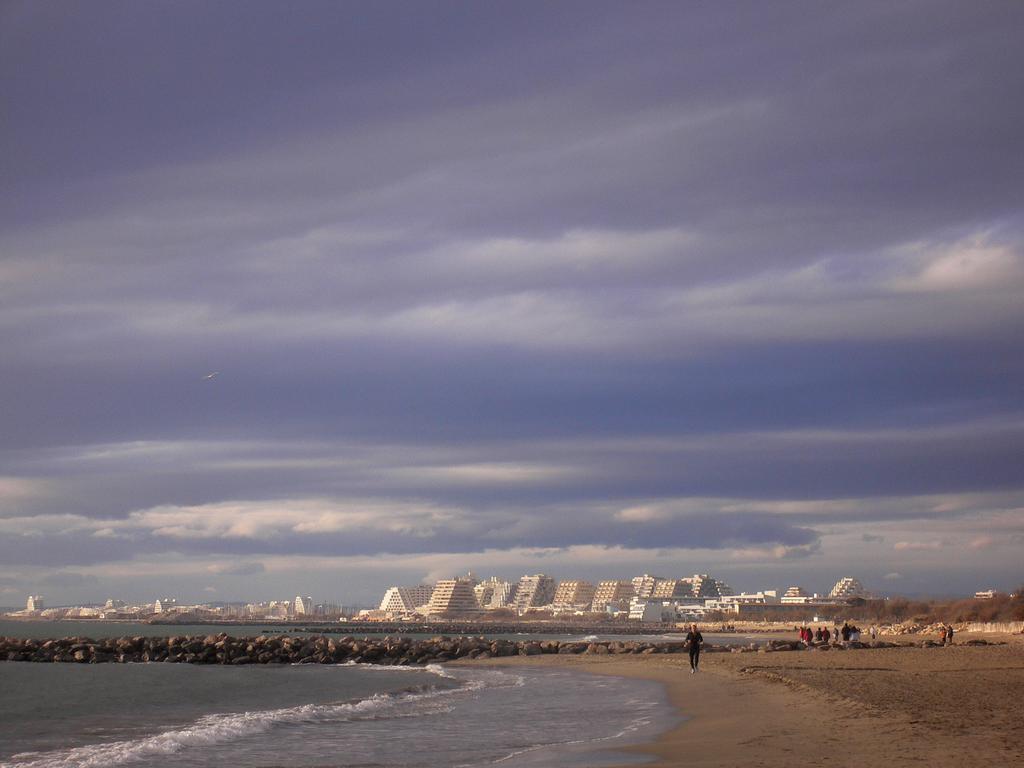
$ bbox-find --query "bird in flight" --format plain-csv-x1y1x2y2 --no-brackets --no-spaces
203,371,220,380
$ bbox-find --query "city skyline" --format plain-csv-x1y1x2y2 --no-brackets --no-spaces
2,567,1004,611
2,2,1023,606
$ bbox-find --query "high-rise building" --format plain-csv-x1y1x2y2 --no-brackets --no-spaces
474,576,515,608
828,577,866,599
153,598,177,613
687,574,733,600
651,579,693,599
379,585,434,614
294,595,314,615
513,574,557,614
26,595,44,611
591,580,634,612
552,580,596,611
425,578,482,617
485,580,518,609
631,574,663,599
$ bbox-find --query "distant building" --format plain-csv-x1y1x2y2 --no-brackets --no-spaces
687,574,733,600
473,580,496,608
153,598,177,613
974,589,998,600
484,579,518,609
268,600,291,618
513,574,557,614
591,580,634,612
425,578,482,617
631,574,664,599
704,591,780,613
828,577,866,599
293,596,314,615
26,595,44,611
552,580,596,611
379,585,434,614
651,579,693,599
781,586,811,603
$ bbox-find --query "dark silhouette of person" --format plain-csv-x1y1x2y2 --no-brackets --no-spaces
685,623,704,673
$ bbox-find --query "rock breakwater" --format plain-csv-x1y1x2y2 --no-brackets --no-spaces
0,634,977,665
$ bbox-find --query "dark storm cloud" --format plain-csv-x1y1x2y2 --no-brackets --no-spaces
2,1,1024,593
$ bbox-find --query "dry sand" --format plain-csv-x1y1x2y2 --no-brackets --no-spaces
463,640,1024,767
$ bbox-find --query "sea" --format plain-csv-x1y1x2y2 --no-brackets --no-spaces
0,622,679,768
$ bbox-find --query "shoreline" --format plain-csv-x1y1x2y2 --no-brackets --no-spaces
463,639,1024,767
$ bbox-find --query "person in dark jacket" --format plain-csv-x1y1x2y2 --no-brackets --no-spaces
685,624,704,673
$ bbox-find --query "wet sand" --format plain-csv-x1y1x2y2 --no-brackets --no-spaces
465,639,1024,767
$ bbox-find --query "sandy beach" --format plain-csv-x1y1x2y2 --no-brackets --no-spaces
463,637,1024,767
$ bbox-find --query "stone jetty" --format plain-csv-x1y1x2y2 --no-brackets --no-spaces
0,634,957,665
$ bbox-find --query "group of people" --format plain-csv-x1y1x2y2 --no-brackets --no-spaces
938,624,955,645
798,622,879,645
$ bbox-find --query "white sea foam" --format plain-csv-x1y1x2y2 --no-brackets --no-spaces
483,712,656,766
0,681,470,768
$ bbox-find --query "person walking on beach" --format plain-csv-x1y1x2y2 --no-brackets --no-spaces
946,624,954,645
685,624,704,674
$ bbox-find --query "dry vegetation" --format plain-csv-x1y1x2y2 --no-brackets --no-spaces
840,587,1024,624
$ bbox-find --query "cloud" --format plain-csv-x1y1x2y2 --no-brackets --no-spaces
39,571,99,588
1,3,1023,599
884,572,903,580
206,561,266,576
893,541,946,551
968,536,997,551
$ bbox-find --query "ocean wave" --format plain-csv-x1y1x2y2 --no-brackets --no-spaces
0,664,533,768
481,712,656,767
0,682,468,768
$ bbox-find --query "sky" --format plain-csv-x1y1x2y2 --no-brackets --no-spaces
2,1,1023,607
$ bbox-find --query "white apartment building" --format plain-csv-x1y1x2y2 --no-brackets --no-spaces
485,580,518,609
293,595,314,615
781,585,812,603
591,580,633,612
473,580,496,608
704,591,780,612
551,580,596,611
688,574,733,600
631,574,664,599
628,597,702,623
379,585,434,614
153,598,177,613
26,595,44,611
425,578,482,617
651,578,693,599
513,574,556,614
828,577,866,599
